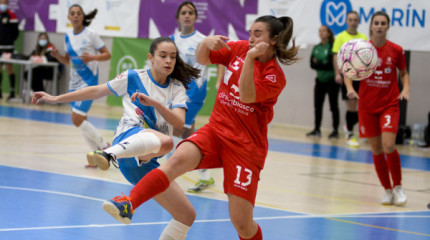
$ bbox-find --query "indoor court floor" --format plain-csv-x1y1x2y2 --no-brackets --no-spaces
0,101,429,240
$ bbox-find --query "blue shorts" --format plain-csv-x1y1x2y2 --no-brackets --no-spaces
184,101,204,128
113,127,160,185
69,90,93,116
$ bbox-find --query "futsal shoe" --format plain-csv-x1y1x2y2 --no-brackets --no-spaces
346,136,360,148
306,130,321,137
103,194,134,224
187,177,215,193
85,151,97,168
393,185,407,206
381,189,394,205
92,150,117,170
328,130,339,139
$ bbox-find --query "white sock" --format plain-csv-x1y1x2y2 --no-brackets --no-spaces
104,130,161,159
165,136,182,161
82,134,99,151
78,120,109,149
159,219,190,240
198,169,211,181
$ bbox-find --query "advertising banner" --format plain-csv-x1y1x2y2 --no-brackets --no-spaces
107,37,152,106
14,0,430,51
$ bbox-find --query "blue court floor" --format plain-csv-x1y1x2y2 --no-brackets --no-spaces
0,105,429,239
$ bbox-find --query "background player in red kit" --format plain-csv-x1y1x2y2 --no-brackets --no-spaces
102,15,298,240
345,11,410,206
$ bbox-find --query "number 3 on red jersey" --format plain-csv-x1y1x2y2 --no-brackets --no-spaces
234,165,252,187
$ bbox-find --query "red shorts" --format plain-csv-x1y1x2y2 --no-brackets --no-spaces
358,106,399,138
179,125,263,205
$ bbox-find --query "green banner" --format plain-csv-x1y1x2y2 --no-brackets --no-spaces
1,31,23,95
107,37,219,116
107,37,152,106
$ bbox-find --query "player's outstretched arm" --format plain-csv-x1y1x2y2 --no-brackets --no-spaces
32,84,112,105
196,35,230,65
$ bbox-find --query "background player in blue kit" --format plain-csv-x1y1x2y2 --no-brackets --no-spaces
169,1,225,193
50,4,111,167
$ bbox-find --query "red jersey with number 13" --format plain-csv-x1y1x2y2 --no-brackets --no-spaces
358,40,407,113
208,40,286,169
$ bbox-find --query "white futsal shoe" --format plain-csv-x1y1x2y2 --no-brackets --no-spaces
381,189,394,205
393,185,407,206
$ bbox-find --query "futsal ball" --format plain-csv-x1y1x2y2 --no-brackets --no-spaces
337,39,378,81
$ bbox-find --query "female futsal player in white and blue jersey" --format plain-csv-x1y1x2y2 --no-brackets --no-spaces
50,4,111,167
33,37,201,240
169,1,225,193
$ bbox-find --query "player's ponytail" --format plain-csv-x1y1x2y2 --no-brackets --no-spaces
84,8,98,27
255,15,299,65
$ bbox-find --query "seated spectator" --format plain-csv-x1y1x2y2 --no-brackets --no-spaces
25,32,59,93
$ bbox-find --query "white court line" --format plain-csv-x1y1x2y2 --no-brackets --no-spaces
1,214,429,232
1,186,429,232
0,186,105,202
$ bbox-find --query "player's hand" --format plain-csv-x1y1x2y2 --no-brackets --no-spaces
346,90,359,100
131,92,157,107
50,48,60,59
32,91,56,104
248,42,269,58
398,90,410,101
204,35,231,51
335,73,343,84
80,53,94,63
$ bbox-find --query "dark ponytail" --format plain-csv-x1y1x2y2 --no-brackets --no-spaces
69,4,98,27
255,15,299,65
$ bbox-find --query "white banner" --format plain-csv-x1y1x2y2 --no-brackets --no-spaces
258,0,430,51
54,0,139,38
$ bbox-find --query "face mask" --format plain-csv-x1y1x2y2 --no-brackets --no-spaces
38,39,48,47
0,4,8,12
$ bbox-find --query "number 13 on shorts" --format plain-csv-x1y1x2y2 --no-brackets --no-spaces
234,165,252,187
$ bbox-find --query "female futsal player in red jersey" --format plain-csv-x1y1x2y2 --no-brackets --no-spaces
345,11,410,206
103,15,298,239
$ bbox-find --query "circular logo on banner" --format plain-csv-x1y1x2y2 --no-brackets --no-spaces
320,0,352,35
117,55,138,75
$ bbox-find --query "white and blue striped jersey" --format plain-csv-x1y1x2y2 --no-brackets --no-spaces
170,30,208,104
107,69,188,138
64,27,105,90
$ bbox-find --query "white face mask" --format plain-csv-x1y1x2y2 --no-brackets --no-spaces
0,4,8,12
38,39,48,47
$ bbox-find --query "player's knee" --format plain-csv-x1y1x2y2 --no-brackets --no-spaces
72,116,83,127
181,207,196,226
230,215,253,236
383,142,396,154
159,135,174,153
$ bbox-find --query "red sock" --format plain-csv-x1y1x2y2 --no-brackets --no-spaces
373,153,392,189
386,149,402,186
129,168,170,209
239,225,262,240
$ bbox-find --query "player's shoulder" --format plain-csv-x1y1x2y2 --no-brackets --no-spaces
170,78,186,89
385,40,403,51
194,30,207,39
335,30,348,39
83,27,99,37
227,40,248,47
